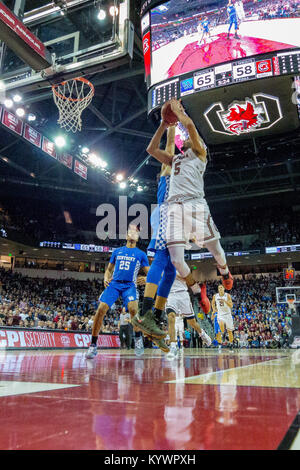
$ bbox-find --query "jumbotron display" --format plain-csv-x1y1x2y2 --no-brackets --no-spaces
145,0,300,88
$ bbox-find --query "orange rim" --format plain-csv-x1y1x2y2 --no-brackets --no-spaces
52,77,95,102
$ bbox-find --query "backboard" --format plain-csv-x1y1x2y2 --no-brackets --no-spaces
0,0,133,93
276,287,300,305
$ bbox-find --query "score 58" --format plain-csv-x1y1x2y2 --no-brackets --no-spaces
232,62,256,80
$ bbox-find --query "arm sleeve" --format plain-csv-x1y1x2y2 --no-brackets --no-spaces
109,249,117,265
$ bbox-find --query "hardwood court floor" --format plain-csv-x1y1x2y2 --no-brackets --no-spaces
0,348,299,450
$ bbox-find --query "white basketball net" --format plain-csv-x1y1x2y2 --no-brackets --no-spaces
52,77,94,133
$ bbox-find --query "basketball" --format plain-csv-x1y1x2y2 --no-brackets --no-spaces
161,101,178,126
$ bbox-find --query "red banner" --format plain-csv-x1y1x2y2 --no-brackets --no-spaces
0,2,46,59
42,136,57,159
0,328,120,349
24,123,42,148
142,31,151,78
74,159,88,180
0,111,85,179
2,109,23,135
59,153,73,169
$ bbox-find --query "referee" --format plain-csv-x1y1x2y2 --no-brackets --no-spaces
119,307,132,350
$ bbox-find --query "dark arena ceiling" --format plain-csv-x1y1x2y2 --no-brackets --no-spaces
0,0,299,211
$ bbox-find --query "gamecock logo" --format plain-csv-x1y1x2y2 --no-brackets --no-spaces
257,61,271,73
204,94,283,137
221,100,264,135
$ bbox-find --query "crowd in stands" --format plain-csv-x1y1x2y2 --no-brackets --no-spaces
0,267,297,349
257,1,299,19
215,205,300,250
0,268,120,334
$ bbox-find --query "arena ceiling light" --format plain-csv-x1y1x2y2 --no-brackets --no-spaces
119,182,127,189
137,186,143,192
55,135,66,148
13,94,22,103
89,153,102,166
116,173,124,182
97,9,106,20
109,6,118,16
4,98,13,108
16,107,25,117
100,160,107,169
81,147,89,154
27,113,36,122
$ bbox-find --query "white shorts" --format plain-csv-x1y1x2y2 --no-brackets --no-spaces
166,199,220,248
166,290,195,320
217,313,234,331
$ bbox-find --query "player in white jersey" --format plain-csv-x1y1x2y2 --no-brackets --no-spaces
165,273,212,359
146,98,233,326
197,17,211,46
212,284,234,350
235,0,246,23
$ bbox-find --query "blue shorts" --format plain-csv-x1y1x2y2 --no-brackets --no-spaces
229,16,238,29
148,203,168,252
99,280,138,309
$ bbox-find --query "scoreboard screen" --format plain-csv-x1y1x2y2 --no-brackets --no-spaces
142,0,300,89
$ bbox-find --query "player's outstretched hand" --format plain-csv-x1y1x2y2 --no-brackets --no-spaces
170,98,184,115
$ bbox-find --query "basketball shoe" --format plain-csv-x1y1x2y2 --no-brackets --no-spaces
132,310,167,339
195,283,210,314
200,330,212,347
86,344,98,359
221,271,234,290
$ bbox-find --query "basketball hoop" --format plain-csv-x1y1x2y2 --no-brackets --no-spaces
287,297,296,313
52,77,94,133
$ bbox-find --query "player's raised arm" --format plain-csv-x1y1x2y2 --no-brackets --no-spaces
165,125,175,155
147,121,174,166
169,99,207,161
160,126,175,175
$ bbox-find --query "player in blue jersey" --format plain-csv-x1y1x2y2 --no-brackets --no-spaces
227,0,240,39
132,127,177,353
212,310,222,350
86,225,150,359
